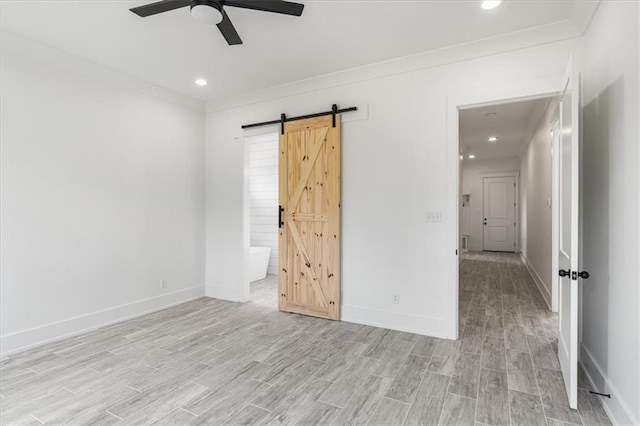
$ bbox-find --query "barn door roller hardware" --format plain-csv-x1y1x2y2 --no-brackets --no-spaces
241,104,357,134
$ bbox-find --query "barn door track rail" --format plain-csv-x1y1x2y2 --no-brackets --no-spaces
241,104,357,134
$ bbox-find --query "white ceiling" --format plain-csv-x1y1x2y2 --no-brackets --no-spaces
1,0,582,102
459,97,552,160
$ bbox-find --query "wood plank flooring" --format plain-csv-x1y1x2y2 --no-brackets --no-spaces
1,254,611,425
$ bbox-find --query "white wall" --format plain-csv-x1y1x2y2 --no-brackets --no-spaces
205,36,578,338
519,98,557,307
248,134,279,276
0,49,206,354
460,157,521,251
580,2,640,424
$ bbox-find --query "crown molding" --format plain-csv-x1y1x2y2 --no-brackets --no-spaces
205,20,582,114
568,0,601,35
0,30,205,113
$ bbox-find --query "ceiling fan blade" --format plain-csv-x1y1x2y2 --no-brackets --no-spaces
223,0,304,16
217,9,243,45
130,0,191,17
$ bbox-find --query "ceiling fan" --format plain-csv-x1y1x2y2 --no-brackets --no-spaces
130,0,304,46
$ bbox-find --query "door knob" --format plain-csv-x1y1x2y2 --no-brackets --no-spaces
483,218,487,225
578,271,590,279
558,269,571,277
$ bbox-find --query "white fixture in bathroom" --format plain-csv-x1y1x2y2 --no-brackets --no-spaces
249,246,271,282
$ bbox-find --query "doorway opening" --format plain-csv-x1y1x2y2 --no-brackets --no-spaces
449,61,584,410
243,114,343,320
246,132,279,309
458,96,558,308
456,94,570,390
456,93,573,413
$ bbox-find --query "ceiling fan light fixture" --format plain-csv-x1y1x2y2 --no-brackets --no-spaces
191,0,223,25
481,0,503,10
131,0,304,46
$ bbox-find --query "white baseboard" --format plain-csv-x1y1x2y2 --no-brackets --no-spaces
580,342,637,426
1,286,204,356
341,304,452,340
206,284,247,302
519,252,551,309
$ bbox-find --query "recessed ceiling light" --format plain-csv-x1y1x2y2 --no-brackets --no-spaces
481,1,502,10
468,154,476,159
460,155,464,160
195,78,208,86
488,136,498,142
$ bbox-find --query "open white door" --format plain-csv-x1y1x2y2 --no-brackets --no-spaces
557,59,581,409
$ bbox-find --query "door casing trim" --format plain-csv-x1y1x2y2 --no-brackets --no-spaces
446,75,561,339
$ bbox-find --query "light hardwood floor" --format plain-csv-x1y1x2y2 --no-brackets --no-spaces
1,255,610,425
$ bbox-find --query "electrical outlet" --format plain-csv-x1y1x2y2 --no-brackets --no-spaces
425,211,442,223
161,280,167,289
392,294,400,304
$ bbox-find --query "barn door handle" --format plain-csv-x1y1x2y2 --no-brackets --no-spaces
279,206,284,228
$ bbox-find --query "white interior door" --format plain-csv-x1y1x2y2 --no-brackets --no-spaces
482,176,516,252
557,60,581,409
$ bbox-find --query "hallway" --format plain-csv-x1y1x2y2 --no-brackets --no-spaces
459,252,610,425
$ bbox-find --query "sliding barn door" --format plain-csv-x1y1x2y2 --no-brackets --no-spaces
278,115,341,320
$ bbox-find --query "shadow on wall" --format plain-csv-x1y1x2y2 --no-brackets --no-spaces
581,77,621,391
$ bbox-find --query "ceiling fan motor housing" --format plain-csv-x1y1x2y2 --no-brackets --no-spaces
131,0,304,46
190,0,223,24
